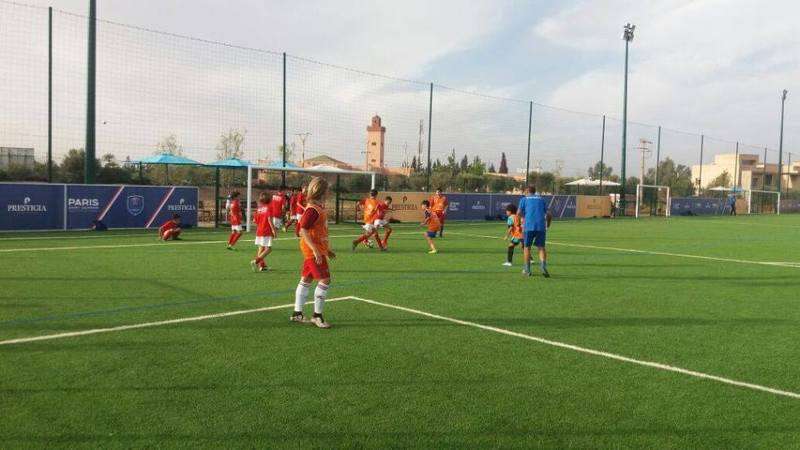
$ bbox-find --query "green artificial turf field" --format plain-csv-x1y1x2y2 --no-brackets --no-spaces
2,215,800,448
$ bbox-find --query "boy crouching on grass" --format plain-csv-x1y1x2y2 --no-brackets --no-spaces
251,192,275,272
292,177,336,329
503,204,523,266
420,200,440,254
158,214,182,241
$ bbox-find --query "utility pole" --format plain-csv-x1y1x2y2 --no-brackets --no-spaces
620,23,636,215
84,0,97,184
638,138,652,185
294,132,311,167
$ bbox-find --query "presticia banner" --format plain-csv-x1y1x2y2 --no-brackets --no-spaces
0,183,198,231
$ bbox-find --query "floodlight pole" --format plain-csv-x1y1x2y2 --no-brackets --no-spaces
620,23,635,215
84,0,97,184
778,89,788,194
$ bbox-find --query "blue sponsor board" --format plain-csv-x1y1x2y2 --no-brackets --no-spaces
780,199,800,213
444,194,466,221
91,186,198,229
670,197,726,216
0,183,198,231
437,193,576,221
490,195,523,218
0,183,65,230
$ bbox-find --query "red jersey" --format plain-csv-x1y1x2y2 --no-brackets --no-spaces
429,194,448,214
228,199,242,225
290,193,306,215
269,192,287,217
254,205,274,237
159,219,179,233
375,201,390,220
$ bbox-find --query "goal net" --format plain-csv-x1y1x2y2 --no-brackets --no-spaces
636,185,671,218
747,189,781,215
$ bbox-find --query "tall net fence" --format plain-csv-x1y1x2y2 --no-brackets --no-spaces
0,0,796,205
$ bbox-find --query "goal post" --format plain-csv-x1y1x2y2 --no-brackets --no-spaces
635,184,671,218
747,189,781,215
244,164,377,232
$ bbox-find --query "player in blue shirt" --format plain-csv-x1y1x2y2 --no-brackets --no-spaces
517,186,552,277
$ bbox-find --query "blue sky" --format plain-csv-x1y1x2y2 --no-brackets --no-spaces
6,0,799,175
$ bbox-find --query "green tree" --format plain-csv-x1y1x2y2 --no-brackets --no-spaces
498,152,509,174
467,156,486,176
217,129,246,160
156,134,183,155
587,161,613,180
708,170,731,188
60,148,100,183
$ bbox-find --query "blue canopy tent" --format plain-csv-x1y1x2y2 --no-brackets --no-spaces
206,158,253,227
136,153,202,185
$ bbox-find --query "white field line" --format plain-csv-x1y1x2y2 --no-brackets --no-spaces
0,231,424,253
447,231,800,269
351,296,800,400
0,297,353,346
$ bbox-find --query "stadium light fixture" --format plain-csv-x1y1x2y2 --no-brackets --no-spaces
619,23,636,215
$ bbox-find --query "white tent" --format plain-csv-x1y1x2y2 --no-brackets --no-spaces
565,178,620,187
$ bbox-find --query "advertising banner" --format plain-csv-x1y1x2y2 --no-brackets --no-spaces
0,183,64,230
670,197,726,216
576,195,611,218
0,183,198,231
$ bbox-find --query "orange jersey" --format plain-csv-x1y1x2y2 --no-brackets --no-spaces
424,209,441,232
429,194,448,213
299,204,329,260
362,197,379,223
509,214,523,239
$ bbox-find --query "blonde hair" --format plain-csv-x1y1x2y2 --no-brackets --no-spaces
306,177,328,202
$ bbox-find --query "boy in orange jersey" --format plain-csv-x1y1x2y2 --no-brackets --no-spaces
351,189,384,251
420,200,440,254
251,192,276,272
292,177,336,329
226,191,243,250
503,204,523,267
158,214,182,241
429,188,449,238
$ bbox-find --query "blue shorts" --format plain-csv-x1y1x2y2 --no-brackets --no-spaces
523,230,546,248
426,231,438,239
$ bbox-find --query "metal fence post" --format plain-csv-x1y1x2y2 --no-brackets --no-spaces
84,0,97,184
599,114,606,194
426,82,433,192
48,7,53,183
763,147,768,190
698,134,704,195
281,52,287,186
525,101,532,186
655,126,661,185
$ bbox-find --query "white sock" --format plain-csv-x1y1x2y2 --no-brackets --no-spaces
295,281,311,313
314,283,329,315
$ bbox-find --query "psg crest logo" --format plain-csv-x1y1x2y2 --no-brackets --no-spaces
126,195,144,216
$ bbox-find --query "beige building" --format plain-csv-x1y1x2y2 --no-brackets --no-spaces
692,153,799,191
365,115,386,170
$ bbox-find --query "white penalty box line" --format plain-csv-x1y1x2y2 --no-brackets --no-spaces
2,294,799,401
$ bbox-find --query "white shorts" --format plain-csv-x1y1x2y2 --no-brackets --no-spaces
271,217,284,229
231,224,243,232
373,219,388,228
362,223,376,233
294,213,302,221
254,236,273,247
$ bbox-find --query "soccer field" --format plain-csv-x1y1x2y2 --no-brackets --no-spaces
2,216,800,448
